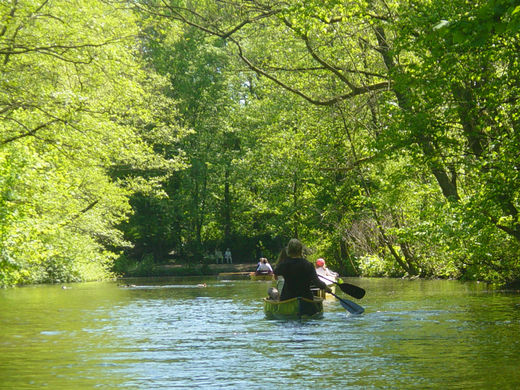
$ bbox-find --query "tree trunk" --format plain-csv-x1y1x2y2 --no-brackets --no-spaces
223,164,232,246
374,26,460,202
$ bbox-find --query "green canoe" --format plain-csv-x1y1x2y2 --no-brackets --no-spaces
263,297,324,320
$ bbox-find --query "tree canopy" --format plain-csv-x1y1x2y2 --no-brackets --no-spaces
0,0,185,285
1,0,519,286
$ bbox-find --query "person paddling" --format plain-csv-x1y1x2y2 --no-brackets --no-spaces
274,238,331,301
315,258,339,285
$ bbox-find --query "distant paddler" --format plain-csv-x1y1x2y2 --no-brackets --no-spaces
255,258,273,275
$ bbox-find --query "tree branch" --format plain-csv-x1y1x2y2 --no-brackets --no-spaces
282,17,358,91
0,119,60,145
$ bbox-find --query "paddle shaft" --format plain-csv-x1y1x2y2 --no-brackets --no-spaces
319,275,366,299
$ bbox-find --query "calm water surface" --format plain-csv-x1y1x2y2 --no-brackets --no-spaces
1,277,520,389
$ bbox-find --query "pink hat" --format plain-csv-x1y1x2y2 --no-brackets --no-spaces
316,258,325,267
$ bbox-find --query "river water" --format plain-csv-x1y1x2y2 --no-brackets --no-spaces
1,277,519,389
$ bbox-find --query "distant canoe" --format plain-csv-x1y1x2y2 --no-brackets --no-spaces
263,297,324,320
250,272,275,281
217,272,251,280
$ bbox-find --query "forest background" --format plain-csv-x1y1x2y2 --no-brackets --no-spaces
1,0,519,287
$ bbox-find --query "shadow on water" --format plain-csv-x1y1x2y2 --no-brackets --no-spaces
1,277,520,389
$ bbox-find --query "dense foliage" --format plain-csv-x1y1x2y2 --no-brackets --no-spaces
1,0,519,286
0,0,184,285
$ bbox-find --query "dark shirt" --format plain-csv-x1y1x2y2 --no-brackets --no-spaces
274,257,328,300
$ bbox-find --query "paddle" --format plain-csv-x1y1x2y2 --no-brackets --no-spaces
319,275,366,299
327,291,365,315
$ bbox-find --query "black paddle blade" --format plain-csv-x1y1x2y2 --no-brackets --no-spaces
320,275,366,299
329,292,365,314
338,282,366,299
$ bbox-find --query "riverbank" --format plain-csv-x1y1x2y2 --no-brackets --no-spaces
120,262,257,278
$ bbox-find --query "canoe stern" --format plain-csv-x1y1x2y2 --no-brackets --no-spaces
263,297,324,320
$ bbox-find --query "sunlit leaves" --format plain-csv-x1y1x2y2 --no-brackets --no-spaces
0,0,185,286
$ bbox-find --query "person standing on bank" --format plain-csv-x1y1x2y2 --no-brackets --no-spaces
224,248,232,264
274,239,331,301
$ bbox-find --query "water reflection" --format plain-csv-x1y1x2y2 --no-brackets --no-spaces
1,278,519,389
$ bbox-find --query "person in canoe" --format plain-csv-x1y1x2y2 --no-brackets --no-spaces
255,258,274,275
273,238,331,301
315,258,339,285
